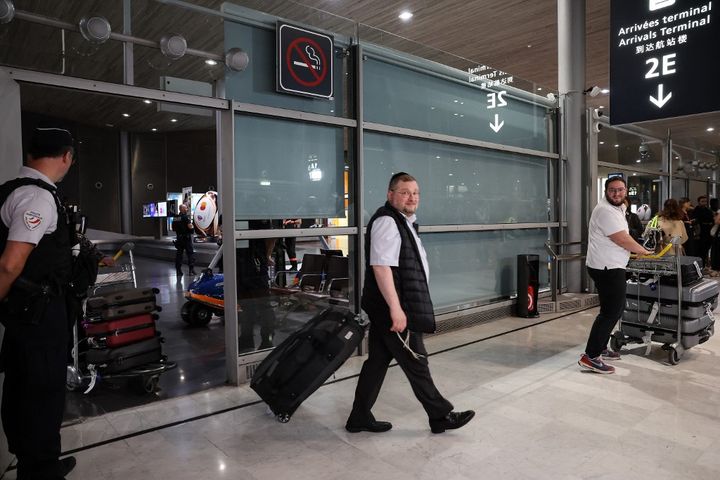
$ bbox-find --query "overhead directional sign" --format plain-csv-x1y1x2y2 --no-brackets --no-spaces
277,23,334,99
610,0,719,125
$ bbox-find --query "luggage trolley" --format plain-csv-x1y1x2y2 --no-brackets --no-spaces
611,241,716,364
67,246,176,394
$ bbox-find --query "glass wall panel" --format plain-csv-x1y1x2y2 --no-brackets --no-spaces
234,115,350,221
224,21,352,117
363,56,550,151
363,132,552,225
422,229,551,311
671,178,687,199
597,128,666,173
598,166,662,216
689,180,708,205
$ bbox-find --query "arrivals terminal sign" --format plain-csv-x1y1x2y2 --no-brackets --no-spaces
610,0,719,125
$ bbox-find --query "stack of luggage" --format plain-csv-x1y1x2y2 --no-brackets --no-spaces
82,287,165,373
622,256,717,355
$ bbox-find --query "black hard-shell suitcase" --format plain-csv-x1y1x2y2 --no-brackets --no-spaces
622,309,715,333
250,307,366,421
86,287,159,311
85,336,163,373
86,300,160,322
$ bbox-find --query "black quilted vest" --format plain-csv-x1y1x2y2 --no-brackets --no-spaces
361,202,436,333
0,177,72,293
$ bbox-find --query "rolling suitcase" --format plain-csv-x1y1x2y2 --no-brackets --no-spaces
86,300,160,322
622,309,714,333
625,293,718,319
86,287,159,311
85,336,163,373
84,314,158,348
626,277,720,302
251,306,366,421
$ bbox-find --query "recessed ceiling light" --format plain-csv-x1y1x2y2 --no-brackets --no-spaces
399,11,413,21
601,88,610,94
708,127,716,132
171,118,178,123
599,141,605,145
448,173,453,176
143,99,152,104
151,128,157,132
614,144,619,148
122,113,130,117
537,87,542,91
527,44,532,48
633,173,637,176
435,156,441,159
598,105,604,108
636,159,641,163
205,59,218,66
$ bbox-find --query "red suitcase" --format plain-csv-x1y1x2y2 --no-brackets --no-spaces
85,314,157,348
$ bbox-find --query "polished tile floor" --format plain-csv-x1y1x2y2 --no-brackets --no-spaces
9,300,720,480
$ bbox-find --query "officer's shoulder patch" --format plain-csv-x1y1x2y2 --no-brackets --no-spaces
23,210,43,230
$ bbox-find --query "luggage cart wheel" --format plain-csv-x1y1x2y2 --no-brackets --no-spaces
610,332,625,352
668,348,680,365
189,304,213,327
131,375,159,394
276,413,290,423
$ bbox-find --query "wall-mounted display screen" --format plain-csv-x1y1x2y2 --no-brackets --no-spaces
157,201,167,217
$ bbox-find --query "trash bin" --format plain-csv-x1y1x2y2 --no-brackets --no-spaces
517,254,540,318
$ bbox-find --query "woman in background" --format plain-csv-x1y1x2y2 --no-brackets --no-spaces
644,198,687,255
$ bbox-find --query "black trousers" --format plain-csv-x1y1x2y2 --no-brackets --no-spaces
174,235,195,270
1,295,68,480
586,267,626,358
348,318,453,423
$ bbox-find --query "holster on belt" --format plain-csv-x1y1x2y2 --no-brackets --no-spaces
0,276,55,327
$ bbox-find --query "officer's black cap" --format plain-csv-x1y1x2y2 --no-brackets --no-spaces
28,127,75,159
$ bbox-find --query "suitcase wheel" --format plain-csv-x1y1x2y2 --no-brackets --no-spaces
276,413,290,423
667,347,680,365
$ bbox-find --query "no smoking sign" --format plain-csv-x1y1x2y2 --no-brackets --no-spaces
277,23,334,99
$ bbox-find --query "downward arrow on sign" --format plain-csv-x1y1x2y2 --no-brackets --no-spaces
490,114,504,133
649,84,672,108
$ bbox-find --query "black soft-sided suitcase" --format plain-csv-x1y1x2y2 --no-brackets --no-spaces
250,307,366,421
658,256,703,286
85,336,163,373
86,287,159,311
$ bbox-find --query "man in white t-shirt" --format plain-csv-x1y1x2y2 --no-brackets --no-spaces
580,176,653,373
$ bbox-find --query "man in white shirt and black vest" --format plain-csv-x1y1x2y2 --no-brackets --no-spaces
580,176,653,374
346,172,474,434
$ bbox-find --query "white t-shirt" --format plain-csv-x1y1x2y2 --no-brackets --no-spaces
369,214,430,281
586,196,630,270
0,167,58,246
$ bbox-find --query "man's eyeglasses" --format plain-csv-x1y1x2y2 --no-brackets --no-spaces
393,190,420,197
607,187,626,194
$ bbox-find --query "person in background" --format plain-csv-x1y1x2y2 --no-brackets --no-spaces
645,198,688,255
172,204,195,277
679,197,697,257
708,211,720,276
282,219,301,271
580,176,653,374
623,198,643,242
691,195,714,264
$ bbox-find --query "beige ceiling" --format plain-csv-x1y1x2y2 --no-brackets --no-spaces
2,0,718,155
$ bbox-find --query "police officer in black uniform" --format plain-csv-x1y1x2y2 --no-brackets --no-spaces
0,128,77,479
173,204,196,276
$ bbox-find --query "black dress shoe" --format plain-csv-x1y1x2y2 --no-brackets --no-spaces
429,410,475,434
345,420,393,433
60,456,77,476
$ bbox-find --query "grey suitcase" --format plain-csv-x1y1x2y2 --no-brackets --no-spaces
620,316,714,350
625,293,718,319
626,277,720,303
622,309,715,333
